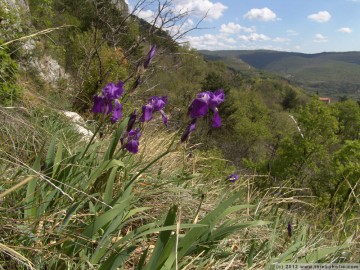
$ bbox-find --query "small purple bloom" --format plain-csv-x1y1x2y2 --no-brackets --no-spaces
110,100,123,123
160,110,168,126
212,109,222,128
150,96,167,111
287,222,292,238
93,95,105,114
92,81,124,123
208,89,225,108
181,118,197,142
188,89,225,128
140,104,153,122
127,110,137,132
92,95,112,115
144,45,156,68
124,128,141,154
140,96,168,126
227,174,239,182
102,81,124,100
189,98,209,119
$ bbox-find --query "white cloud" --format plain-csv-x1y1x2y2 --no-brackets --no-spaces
308,11,331,23
286,29,299,36
220,22,255,34
243,7,279,21
273,37,290,43
239,33,270,42
134,0,227,26
337,27,353,33
167,19,195,39
136,9,156,21
173,0,227,20
314,33,328,43
184,33,237,50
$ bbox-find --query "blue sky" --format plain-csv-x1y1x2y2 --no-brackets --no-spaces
127,0,360,53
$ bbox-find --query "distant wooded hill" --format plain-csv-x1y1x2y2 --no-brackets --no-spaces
199,50,360,100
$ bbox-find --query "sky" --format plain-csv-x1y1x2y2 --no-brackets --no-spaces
127,0,360,53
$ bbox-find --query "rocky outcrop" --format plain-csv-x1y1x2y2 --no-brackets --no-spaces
3,0,29,12
62,111,95,142
0,0,29,40
28,54,71,89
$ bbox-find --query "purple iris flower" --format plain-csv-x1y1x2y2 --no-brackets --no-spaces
132,76,142,90
92,81,124,123
181,118,197,142
102,81,124,100
110,100,123,124
227,174,239,182
124,128,141,154
140,96,168,126
212,109,222,128
144,45,156,68
287,222,292,238
127,110,137,132
93,96,108,114
188,89,225,128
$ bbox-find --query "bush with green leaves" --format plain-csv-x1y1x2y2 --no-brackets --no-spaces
0,46,22,105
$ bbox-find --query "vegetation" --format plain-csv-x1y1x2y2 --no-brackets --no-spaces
0,0,359,269
200,50,360,100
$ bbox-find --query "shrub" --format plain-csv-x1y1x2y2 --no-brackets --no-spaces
0,46,22,105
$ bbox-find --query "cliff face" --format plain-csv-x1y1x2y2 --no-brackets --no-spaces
111,0,129,14
1,0,29,40
1,0,73,105
4,0,28,10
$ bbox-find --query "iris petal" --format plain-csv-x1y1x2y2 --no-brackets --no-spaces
160,110,168,126
110,100,123,123
140,104,153,122
212,109,222,128
93,95,105,113
181,118,197,142
189,98,208,118
144,45,156,68
125,139,139,154
227,174,239,182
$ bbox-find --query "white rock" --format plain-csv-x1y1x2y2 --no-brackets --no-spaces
62,111,85,124
62,111,95,142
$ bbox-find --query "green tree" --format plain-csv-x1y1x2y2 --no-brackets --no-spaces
327,140,360,218
335,99,360,141
281,88,299,110
270,99,338,189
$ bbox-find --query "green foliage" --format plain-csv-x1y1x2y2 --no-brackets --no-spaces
2,0,360,268
28,0,55,28
0,47,22,105
0,118,268,269
270,99,338,185
335,99,360,141
282,88,299,110
193,147,236,187
225,89,272,164
327,140,360,214
65,28,129,111
0,0,28,41
266,226,353,269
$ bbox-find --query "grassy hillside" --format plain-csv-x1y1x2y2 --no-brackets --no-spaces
200,50,360,99
1,0,359,268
